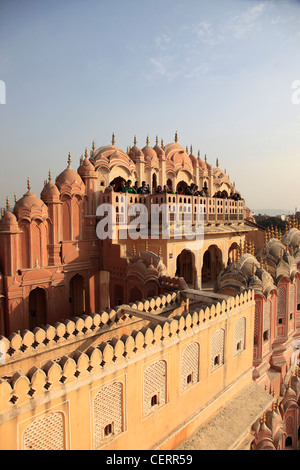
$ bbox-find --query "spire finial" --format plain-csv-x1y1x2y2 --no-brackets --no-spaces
190,145,193,154
198,150,200,158
146,135,149,145
68,153,71,167
205,154,207,163
216,158,219,168
48,170,52,182
156,135,158,145
134,135,137,145
27,177,31,192
175,131,178,143
112,133,115,145
6,196,10,211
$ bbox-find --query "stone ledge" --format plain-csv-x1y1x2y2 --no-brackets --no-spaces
175,381,273,450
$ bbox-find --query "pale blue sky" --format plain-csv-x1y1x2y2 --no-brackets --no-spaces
0,0,300,212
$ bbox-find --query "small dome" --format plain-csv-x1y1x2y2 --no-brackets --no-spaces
153,137,165,158
41,181,60,202
142,137,158,161
78,152,96,178
128,137,143,161
41,172,60,203
55,154,85,191
0,209,18,231
14,180,47,216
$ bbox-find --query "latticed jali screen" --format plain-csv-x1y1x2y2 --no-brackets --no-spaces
23,411,65,450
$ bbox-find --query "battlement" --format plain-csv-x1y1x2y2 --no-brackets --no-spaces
0,288,254,415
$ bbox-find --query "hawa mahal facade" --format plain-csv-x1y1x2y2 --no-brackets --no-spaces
0,133,299,450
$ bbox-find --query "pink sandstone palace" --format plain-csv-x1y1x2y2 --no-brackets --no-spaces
0,132,299,450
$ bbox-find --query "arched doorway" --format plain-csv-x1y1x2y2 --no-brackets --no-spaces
202,245,223,285
176,249,195,287
128,286,143,303
167,178,173,192
228,242,239,264
176,180,188,193
69,274,85,316
111,176,126,191
114,284,124,306
202,250,211,282
29,287,47,330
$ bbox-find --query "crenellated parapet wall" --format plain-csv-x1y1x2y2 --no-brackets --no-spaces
0,289,255,419
0,291,184,375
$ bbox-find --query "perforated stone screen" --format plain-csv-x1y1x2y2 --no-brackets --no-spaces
143,360,167,416
277,286,286,318
181,342,199,391
93,381,123,448
211,328,225,371
234,317,246,355
23,411,65,450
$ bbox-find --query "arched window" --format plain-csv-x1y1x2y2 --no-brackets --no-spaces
263,301,271,342
277,286,286,325
143,360,167,416
211,328,225,371
93,382,123,448
23,412,65,450
234,317,246,355
181,342,199,391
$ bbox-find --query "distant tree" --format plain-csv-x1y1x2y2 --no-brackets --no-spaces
255,216,287,231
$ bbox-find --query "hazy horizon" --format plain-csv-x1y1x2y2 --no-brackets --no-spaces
1,0,299,213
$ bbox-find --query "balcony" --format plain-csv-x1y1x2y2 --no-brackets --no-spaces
98,191,245,228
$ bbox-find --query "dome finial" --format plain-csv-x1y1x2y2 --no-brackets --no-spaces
6,196,10,211
14,193,17,204
216,158,219,168
161,138,164,150
134,135,137,145
190,145,193,154
92,140,95,152
174,131,178,143
48,170,52,183
156,135,158,145
112,133,115,145
27,177,31,192
68,153,72,167
85,147,88,159
146,135,149,145
205,154,207,163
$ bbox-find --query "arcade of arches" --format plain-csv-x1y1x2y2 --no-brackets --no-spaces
175,244,228,288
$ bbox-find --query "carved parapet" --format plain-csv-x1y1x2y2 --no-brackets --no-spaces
0,289,255,415
0,292,183,365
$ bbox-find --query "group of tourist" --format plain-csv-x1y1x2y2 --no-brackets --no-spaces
213,190,242,200
107,180,151,194
105,179,242,200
